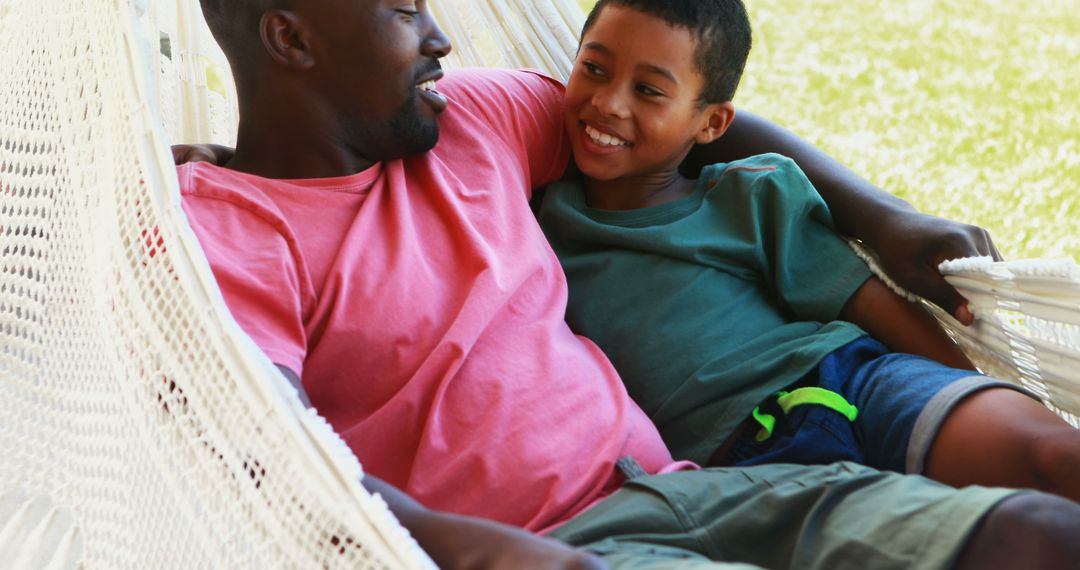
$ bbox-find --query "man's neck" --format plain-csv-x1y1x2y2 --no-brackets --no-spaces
225,123,377,180
224,84,378,179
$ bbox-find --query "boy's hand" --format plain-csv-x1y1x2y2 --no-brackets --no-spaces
172,144,235,166
867,210,1001,325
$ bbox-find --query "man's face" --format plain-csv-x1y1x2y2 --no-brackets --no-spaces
301,0,451,161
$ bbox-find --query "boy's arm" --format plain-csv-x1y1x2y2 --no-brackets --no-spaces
685,111,1001,325
275,366,605,570
838,278,976,371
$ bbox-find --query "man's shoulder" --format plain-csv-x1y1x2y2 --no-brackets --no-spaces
177,161,249,196
441,67,564,96
439,68,565,118
432,68,570,188
177,162,274,203
176,162,291,235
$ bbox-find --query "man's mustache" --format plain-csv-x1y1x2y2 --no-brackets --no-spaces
414,60,443,83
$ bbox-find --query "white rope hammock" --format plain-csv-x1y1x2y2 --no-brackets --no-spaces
0,0,1076,568
937,257,1080,426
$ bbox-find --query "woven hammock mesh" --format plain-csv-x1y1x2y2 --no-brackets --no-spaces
852,248,1080,428
0,0,437,567
936,258,1080,427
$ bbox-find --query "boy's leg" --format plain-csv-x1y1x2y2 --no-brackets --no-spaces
802,337,1080,503
925,386,1080,503
549,462,1031,570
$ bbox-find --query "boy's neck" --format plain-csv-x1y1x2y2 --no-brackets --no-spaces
583,168,698,211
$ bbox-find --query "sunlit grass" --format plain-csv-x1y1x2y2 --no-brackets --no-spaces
576,0,1080,260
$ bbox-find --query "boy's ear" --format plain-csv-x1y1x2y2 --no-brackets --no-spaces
695,101,736,145
260,10,316,70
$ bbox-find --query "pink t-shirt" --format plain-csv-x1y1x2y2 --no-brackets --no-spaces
178,68,688,531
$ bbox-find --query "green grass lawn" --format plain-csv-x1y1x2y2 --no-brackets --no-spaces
577,0,1080,260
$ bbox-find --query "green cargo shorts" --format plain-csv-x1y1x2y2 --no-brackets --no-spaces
548,462,1018,570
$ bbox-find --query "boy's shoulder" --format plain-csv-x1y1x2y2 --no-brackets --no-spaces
701,153,816,196
699,153,801,182
698,153,822,212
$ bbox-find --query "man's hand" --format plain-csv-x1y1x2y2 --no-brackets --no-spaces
863,210,1002,325
362,475,606,570
172,143,235,166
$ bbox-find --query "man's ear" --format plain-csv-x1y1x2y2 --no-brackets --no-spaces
695,101,736,145
260,10,316,70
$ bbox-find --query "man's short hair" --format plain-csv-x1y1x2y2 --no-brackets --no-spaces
581,0,752,105
200,0,285,60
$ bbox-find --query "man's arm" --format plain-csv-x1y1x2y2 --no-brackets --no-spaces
362,475,605,570
173,143,234,166
274,365,605,570
684,111,1002,325
839,277,975,371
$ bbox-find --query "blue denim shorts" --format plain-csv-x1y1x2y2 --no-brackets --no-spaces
720,336,1028,474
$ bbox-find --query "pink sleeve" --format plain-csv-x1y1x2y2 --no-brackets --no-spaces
181,193,309,376
442,68,571,190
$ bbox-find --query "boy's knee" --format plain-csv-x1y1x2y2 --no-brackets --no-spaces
957,493,1080,570
1028,428,1080,489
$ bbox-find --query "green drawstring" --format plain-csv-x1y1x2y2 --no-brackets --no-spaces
751,387,859,442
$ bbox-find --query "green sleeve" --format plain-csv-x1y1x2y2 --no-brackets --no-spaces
720,154,873,322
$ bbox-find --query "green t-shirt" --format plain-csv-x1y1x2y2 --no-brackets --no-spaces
538,153,873,464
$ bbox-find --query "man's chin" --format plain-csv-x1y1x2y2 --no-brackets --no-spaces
402,126,439,157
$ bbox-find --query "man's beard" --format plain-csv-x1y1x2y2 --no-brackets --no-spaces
387,89,440,158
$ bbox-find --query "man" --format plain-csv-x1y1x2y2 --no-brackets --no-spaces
177,0,1080,567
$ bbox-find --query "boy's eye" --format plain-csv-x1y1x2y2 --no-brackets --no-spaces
582,62,606,77
637,84,664,97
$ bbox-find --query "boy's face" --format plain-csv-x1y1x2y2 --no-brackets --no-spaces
298,0,451,160
565,5,731,182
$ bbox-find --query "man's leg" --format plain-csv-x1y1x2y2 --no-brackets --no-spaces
549,462,1028,570
955,493,1080,569
926,387,1080,502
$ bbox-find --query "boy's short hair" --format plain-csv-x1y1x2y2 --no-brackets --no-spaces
581,0,752,105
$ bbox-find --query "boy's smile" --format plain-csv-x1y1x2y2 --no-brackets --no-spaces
565,4,732,203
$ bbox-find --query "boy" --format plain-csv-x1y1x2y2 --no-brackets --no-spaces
538,0,1080,501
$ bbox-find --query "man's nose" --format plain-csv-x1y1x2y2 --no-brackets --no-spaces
422,18,452,59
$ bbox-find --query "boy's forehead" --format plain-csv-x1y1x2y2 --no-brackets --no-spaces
584,5,701,62
587,4,699,48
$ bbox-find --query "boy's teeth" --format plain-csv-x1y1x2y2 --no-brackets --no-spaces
585,125,628,147
417,80,437,92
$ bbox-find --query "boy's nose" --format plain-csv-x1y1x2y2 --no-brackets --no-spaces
592,87,629,119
